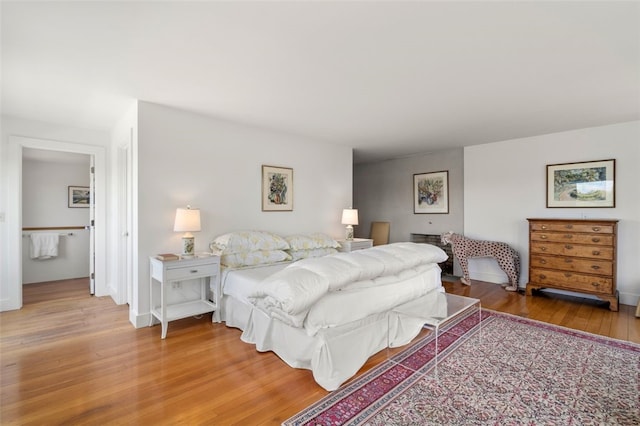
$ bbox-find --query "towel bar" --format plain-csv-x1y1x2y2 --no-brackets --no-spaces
22,232,74,237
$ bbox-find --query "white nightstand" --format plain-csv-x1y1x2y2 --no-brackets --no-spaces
337,238,374,252
149,254,221,339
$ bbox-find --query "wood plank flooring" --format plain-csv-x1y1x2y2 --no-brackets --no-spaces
1,278,638,425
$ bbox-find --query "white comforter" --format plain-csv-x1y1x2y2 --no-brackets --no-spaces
248,242,447,335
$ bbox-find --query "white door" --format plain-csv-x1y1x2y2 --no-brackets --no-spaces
89,155,96,295
118,143,133,305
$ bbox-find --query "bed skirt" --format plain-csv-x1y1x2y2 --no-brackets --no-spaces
220,289,446,391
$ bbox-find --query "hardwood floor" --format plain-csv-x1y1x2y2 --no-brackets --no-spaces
1,278,638,425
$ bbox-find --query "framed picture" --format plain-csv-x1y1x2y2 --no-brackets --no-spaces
546,159,615,208
262,165,293,211
413,170,449,214
68,186,90,208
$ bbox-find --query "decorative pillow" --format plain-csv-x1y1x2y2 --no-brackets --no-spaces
288,247,338,261
220,250,291,268
212,230,289,254
285,233,340,250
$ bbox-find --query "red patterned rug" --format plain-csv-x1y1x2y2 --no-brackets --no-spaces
283,309,640,425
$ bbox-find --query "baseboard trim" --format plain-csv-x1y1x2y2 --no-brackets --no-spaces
469,271,513,286
129,309,151,329
0,298,20,312
619,291,639,308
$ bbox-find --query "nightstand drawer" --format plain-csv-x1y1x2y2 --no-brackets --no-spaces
349,241,371,250
165,263,218,281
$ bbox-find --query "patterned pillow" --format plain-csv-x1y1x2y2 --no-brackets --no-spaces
288,247,338,261
220,250,292,268
212,230,289,254
286,233,340,250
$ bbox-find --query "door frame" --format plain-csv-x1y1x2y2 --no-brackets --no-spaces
3,136,108,311
117,140,133,305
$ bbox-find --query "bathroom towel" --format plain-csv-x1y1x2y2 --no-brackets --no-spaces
30,233,59,259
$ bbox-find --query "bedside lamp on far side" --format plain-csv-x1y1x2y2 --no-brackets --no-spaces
341,208,358,241
174,205,201,257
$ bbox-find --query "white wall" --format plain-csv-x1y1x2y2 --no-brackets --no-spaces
464,121,640,306
0,116,111,311
22,158,90,227
131,102,353,326
22,158,90,283
354,148,464,243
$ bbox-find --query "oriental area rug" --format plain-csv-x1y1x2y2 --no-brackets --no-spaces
283,309,640,426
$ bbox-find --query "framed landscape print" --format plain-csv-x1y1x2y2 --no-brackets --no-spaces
68,186,90,208
546,159,615,208
413,171,449,214
262,165,293,211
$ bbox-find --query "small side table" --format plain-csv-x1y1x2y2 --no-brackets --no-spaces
149,254,221,339
388,292,481,376
337,238,373,252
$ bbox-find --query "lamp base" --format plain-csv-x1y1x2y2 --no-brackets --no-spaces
181,235,195,256
345,225,354,241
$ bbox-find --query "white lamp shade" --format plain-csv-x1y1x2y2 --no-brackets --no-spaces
341,209,359,226
174,207,201,232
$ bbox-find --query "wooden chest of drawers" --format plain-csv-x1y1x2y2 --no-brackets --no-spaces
526,218,618,311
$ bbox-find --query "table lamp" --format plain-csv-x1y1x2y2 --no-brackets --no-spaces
174,205,201,257
341,208,358,241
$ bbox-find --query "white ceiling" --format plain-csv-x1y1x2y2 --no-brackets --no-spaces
2,1,639,163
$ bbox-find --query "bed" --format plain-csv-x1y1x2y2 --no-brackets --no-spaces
212,231,448,391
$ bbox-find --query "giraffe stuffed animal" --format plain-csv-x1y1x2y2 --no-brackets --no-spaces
441,232,520,291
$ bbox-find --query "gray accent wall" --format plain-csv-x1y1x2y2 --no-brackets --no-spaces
353,148,464,244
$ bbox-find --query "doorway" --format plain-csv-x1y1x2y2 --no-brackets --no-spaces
3,136,108,312
21,148,93,300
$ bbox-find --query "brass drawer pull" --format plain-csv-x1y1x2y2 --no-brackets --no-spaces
591,265,600,270
541,225,548,230
539,259,547,264
564,234,573,239
540,247,547,251
592,251,601,256
591,282,600,288
592,227,601,232
540,235,548,239
539,274,546,280
565,244,573,250
564,224,573,229
592,238,600,243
